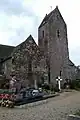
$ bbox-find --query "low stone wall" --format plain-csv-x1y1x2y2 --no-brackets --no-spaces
15,99,48,108
68,115,80,120
15,93,59,108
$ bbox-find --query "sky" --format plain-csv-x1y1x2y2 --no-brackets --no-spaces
0,0,80,66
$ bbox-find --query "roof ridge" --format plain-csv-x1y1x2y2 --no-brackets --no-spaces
38,6,57,28
16,34,38,47
38,6,66,28
0,44,15,47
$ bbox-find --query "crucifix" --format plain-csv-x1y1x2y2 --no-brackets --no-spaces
56,76,62,91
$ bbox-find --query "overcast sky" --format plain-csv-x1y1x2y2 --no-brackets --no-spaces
0,0,80,66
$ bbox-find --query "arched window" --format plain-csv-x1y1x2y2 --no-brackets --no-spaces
57,30,60,38
60,70,62,76
42,30,44,38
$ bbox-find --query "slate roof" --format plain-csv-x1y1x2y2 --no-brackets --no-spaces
0,44,15,59
0,35,36,62
39,6,66,28
0,35,37,61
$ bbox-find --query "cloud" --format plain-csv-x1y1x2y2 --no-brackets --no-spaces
0,0,40,45
0,0,35,17
69,46,80,66
0,14,38,45
0,0,80,65
8,16,36,45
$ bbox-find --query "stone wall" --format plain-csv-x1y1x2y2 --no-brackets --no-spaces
75,66,80,80
38,7,69,86
67,62,77,80
10,35,48,87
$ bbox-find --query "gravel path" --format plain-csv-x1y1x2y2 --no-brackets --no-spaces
0,90,80,120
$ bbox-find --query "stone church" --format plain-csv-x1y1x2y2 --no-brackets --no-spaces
0,6,77,88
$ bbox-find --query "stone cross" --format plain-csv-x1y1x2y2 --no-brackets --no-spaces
56,76,62,91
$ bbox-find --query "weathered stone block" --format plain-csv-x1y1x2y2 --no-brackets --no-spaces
68,115,80,120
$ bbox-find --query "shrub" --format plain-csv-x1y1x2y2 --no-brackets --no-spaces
49,84,54,91
54,87,59,92
42,84,50,90
53,84,59,92
75,110,80,116
70,79,80,89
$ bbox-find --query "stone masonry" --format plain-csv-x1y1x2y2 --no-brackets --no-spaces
10,35,48,87
0,6,77,88
38,6,70,86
